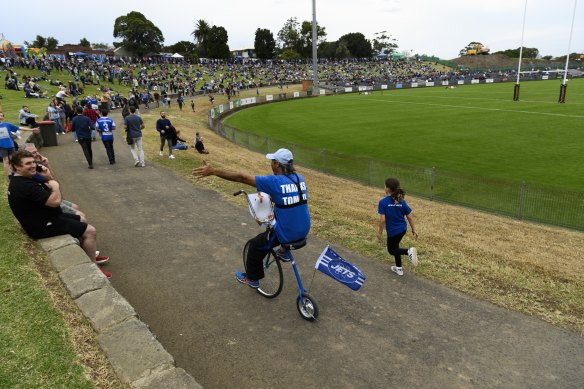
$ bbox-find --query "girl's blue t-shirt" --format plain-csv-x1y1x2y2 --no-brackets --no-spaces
378,196,412,237
255,174,310,243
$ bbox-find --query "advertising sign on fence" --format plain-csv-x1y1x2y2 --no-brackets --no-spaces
486,79,494,83
266,95,273,101
542,75,549,80
219,105,225,114
240,97,256,106
294,91,300,97
426,82,435,87
381,84,388,89
411,83,418,88
471,79,480,84
442,81,449,86
345,87,353,93
458,80,465,85
234,100,241,108
320,89,326,95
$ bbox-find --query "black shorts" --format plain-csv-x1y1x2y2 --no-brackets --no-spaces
33,213,88,239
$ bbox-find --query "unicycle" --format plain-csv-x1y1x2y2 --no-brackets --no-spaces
234,189,319,321
242,240,283,298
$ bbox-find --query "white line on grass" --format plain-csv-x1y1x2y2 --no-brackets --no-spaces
354,97,584,118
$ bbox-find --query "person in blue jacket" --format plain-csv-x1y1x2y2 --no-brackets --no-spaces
192,148,310,288
377,177,419,276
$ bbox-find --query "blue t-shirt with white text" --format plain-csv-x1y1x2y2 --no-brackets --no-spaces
0,122,19,149
378,196,412,237
255,174,310,243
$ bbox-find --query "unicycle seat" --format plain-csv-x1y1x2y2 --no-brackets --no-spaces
281,238,307,251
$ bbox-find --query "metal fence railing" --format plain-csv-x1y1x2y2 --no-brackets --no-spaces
208,88,584,231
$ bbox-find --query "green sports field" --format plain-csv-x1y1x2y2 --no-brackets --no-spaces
225,79,584,191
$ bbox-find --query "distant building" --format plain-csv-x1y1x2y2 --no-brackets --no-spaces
231,48,256,60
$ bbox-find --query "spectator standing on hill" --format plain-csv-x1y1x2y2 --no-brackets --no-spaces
124,106,145,167
96,110,116,164
192,148,310,288
82,103,99,141
155,111,175,159
0,112,37,175
177,94,184,111
47,100,65,135
190,99,195,112
377,177,419,276
7,150,111,278
71,106,95,169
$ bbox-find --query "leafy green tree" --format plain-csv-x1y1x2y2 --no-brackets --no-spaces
92,42,110,50
191,19,211,57
335,41,350,59
338,33,372,58
165,41,197,54
277,17,302,54
113,11,164,57
318,41,337,59
372,31,398,55
494,47,539,59
300,21,327,57
279,49,301,60
79,38,91,47
46,37,59,51
254,28,276,59
206,26,230,59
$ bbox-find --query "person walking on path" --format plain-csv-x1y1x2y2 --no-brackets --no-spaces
82,103,99,141
71,106,95,169
377,177,419,276
95,110,116,164
124,106,145,167
192,148,310,288
155,111,175,159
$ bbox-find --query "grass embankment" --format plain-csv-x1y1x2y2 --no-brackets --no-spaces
136,87,584,335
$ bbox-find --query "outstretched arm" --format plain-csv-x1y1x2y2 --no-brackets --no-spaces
192,160,256,187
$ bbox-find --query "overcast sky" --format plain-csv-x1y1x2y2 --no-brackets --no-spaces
1,0,582,59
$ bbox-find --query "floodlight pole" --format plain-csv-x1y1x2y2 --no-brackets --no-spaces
559,0,578,103
312,0,319,95
514,0,528,101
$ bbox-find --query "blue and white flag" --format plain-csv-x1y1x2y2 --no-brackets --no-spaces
315,246,366,291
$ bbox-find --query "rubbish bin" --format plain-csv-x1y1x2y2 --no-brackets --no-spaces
37,120,58,147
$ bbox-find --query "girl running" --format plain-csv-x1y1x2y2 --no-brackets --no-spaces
377,178,418,276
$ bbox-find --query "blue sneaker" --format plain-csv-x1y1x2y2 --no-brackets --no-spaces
235,272,259,288
275,248,292,262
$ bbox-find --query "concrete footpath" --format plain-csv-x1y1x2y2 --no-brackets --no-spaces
41,112,584,388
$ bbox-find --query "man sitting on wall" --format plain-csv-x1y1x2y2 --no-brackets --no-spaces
7,150,112,278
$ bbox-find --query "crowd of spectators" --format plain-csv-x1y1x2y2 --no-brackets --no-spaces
3,55,536,101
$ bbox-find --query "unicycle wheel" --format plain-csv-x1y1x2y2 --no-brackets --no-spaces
242,242,283,298
296,292,319,321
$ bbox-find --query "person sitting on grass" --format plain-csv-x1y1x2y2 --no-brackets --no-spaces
7,150,112,278
194,132,209,154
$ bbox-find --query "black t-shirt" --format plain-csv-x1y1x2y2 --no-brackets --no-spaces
8,176,62,236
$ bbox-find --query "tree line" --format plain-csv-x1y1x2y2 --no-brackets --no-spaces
24,12,581,61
